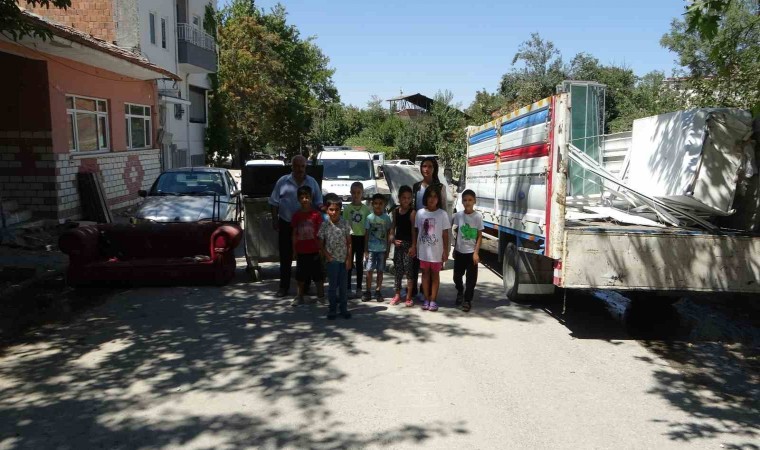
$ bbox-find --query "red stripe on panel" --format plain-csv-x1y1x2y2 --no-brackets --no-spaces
468,153,496,166
469,143,549,167
499,143,549,162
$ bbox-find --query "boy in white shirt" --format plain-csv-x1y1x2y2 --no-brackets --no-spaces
451,189,483,312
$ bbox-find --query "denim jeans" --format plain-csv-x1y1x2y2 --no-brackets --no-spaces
326,261,348,313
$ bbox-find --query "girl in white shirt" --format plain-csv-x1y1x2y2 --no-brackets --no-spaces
411,185,450,312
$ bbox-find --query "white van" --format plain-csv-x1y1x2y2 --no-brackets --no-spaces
316,149,377,202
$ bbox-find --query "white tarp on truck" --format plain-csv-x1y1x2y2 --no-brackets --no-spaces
625,108,755,215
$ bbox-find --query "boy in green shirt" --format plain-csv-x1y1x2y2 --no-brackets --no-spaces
342,182,371,298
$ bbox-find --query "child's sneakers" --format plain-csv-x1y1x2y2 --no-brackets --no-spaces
421,300,430,311
389,294,401,305
461,301,472,313
291,296,305,307
361,291,372,302
374,290,384,302
405,298,414,307
455,291,464,306
429,301,439,312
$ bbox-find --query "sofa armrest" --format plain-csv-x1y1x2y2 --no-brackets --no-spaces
59,226,102,262
209,224,243,258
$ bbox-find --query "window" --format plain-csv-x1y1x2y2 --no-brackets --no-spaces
161,17,167,49
318,159,373,181
192,15,201,28
66,95,109,152
153,171,225,195
189,86,207,123
149,12,156,45
125,104,152,149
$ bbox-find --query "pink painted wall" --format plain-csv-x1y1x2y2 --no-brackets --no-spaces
0,41,159,154
46,56,158,153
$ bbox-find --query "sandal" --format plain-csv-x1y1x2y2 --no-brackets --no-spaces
429,301,439,312
422,300,430,311
405,298,413,307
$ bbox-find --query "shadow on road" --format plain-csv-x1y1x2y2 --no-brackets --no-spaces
0,264,502,448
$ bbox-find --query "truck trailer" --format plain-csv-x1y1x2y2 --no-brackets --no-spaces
461,81,759,301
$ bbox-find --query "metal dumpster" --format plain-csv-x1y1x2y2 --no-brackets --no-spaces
240,164,324,282
243,197,279,281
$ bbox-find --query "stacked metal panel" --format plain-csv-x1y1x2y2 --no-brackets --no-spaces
626,108,755,215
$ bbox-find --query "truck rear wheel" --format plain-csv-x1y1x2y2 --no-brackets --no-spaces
503,242,519,301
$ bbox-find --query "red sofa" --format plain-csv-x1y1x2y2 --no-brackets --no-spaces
59,222,242,286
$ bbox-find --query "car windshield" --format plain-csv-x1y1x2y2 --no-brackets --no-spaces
319,159,373,180
152,171,226,196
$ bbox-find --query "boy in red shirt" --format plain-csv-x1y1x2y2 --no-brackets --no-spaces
291,185,324,306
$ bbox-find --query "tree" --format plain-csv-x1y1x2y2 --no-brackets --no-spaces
215,0,288,165
499,33,566,107
465,89,509,124
213,0,339,164
429,91,467,173
0,0,70,41
661,0,759,112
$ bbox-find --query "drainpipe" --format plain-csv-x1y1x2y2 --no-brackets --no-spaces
186,73,191,167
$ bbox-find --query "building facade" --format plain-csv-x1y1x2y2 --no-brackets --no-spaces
31,0,217,170
0,10,179,220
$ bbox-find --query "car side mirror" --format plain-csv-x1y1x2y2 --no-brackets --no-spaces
138,190,148,198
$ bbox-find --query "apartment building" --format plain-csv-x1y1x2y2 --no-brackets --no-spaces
31,0,217,170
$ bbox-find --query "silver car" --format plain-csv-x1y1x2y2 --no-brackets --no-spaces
134,167,241,222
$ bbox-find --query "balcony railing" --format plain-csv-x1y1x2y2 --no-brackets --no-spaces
177,23,216,52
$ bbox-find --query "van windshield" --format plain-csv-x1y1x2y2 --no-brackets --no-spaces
319,159,373,180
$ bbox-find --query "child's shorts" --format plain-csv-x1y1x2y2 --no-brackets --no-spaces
419,260,443,272
296,252,323,282
364,251,386,272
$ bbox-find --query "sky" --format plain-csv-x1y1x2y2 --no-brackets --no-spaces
221,0,687,109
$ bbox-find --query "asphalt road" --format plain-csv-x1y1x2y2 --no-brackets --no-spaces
0,257,756,449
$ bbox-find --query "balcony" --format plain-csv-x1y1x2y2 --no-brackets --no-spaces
177,23,217,73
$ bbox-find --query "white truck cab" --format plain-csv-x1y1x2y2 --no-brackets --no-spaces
316,148,377,203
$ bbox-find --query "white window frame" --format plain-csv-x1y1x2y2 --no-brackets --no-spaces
192,14,201,28
149,12,156,45
161,17,167,49
66,94,110,152
125,103,152,150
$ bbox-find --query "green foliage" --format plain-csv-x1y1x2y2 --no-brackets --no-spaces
395,118,436,160
0,0,71,41
662,0,759,113
469,34,689,134
465,89,509,124
213,0,338,165
684,0,733,40
499,33,566,107
344,135,395,157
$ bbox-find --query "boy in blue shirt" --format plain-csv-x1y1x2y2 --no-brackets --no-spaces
363,193,392,302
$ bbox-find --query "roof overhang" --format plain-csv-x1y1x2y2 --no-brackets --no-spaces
1,34,178,81
2,9,180,81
